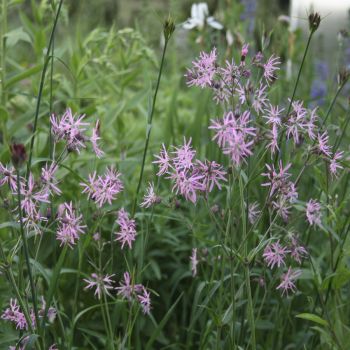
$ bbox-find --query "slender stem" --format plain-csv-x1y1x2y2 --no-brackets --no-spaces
276,30,314,163
131,38,170,216
1,0,7,105
26,0,63,179
15,170,40,326
239,172,256,350
0,0,9,146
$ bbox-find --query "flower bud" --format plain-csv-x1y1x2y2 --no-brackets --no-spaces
163,15,175,41
337,67,350,86
308,12,321,33
10,143,26,167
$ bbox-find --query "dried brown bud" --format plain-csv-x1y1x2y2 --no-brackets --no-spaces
308,12,321,33
10,143,27,167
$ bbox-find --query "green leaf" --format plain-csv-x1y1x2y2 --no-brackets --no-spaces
4,27,32,47
296,313,328,327
146,293,183,350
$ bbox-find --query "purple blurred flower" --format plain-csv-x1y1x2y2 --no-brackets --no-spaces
263,241,290,269
141,182,161,208
0,162,17,191
190,248,199,277
41,162,61,196
289,235,308,264
56,202,86,248
153,144,171,176
90,120,104,158
195,160,227,192
115,208,137,249
50,108,89,153
248,202,260,224
116,272,142,301
330,151,343,177
276,267,302,296
263,55,280,83
137,287,151,315
306,199,321,226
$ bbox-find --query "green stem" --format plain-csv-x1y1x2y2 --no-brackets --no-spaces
276,30,314,163
26,0,63,179
0,0,9,146
239,172,256,350
131,37,170,216
15,170,41,334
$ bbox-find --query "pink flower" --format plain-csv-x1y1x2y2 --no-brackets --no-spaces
167,169,204,204
0,162,17,191
210,110,256,166
276,267,302,296
194,160,227,192
330,151,343,177
267,125,279,155
190,248,199,277
263,241,290,269
289,235,308,264
306,199,321,226
252,83,268,115
41,162,62,196
263,104,284,126
261,161,292,197
185,48,217,88
84,273,115,299
137,287,151,315
115,209,136,249
90,120,104,158
316,131,332,157
116,272,142,301
50,108,89,153
81,167,123,207
153,144,171,176
248,202,260,224
263,54,281,83
172,137,196,170
1,299,34,330
15,173,50,217
241,43,249,58
56,202,86,248
286,100,308,145
141,182,160,208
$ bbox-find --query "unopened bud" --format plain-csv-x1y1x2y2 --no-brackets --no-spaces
308,12,321,33
10,143,26,167
163,15,175,41
337,67,350,86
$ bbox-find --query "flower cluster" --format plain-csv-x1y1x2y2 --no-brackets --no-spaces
209,110,256,166
116,272,151,315
114,208,137,249
263,235,306,295
262,162,297,221
81,167,123,207
50,108,103,157
1,298,56,330
153,138,226,204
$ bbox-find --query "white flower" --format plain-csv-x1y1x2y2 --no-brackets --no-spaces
183,3,223,30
